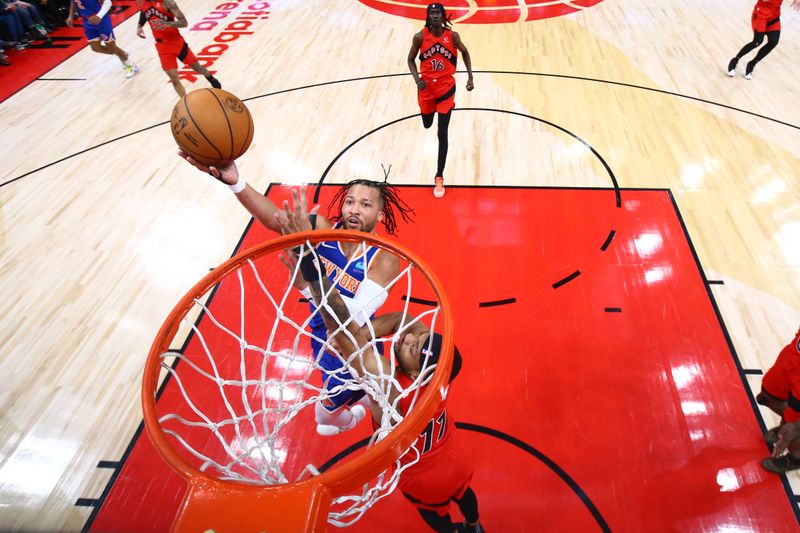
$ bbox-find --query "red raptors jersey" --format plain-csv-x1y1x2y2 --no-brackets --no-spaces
419,28,457,79
140,0,181,40
755,0,782,17
396,373,454,464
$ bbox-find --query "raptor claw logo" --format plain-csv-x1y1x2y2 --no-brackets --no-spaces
359,0,607,24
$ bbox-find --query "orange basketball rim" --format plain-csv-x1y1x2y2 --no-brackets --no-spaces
141,230,454,532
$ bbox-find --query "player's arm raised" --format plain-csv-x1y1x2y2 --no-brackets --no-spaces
179,156,330,233
163,0,187,28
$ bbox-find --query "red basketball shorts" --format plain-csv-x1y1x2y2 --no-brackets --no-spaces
418,75,456,115
398,436,473,515
155,38,197,71
751,5,781,33
762,329,800,420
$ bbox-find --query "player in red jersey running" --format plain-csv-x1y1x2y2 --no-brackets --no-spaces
757,326,800,474
278,199,485,533
408,3,473,199
136,0,221,97
727,0,799,79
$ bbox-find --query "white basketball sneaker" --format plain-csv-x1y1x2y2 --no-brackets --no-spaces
125,63,139,79
316,404,367,436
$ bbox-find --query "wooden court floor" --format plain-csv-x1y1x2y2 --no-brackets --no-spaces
1,0,800,531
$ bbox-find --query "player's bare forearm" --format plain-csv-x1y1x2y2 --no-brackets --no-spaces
408,60,420,82
235,188,284,233
371,312,425,339
164,0,187,26
366,251,399,288
408,33,425,87
309,274,351,334
463,50,473,79
307,268,388,379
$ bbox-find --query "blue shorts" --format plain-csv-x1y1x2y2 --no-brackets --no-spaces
83,15,115,42
311,329,366,413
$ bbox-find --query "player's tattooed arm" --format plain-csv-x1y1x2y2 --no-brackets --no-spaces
164,0,187,27
301,253,390,379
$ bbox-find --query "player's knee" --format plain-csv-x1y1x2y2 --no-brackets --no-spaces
422,114,435,129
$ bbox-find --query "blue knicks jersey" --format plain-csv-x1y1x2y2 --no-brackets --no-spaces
308,224,382,330
73,0,102,18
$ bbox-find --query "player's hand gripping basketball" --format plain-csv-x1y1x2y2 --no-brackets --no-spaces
177,151,239,186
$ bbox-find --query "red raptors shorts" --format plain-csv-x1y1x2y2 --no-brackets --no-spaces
398,435,473,514
762,329,800,420
751,5,781,33
155,38,197,71
418,75,456,115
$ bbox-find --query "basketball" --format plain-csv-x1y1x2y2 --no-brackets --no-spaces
170,88,254,166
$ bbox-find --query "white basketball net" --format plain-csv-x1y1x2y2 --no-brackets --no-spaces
154,237,445,527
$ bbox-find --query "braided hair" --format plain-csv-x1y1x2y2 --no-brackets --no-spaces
425,2,452,30
328,166,415,236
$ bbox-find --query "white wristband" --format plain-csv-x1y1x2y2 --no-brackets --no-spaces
96,0,111,19
228,175,246,194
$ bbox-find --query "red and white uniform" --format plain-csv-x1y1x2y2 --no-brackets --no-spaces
417,28,458,115
394,374,473,515
762,327,800,421
751,0,783,32
140,0,197,70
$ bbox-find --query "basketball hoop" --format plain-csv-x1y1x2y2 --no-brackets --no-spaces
142,230,453,532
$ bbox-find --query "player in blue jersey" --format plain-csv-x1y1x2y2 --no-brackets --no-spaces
66,0,138,78
179,155,415,435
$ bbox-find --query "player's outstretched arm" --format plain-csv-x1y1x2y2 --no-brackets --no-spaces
792,0,800,11
178,152,324,234
453,32,474,91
